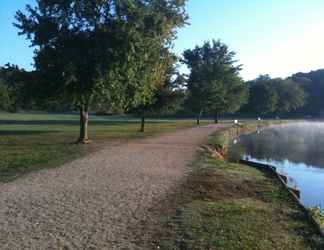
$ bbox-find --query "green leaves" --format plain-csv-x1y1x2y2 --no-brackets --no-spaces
15,0,187,111
14,0,187,139
276,79,305,114
246,77,279,115
0,80,11,112
244,76,306,115
183,40,247,116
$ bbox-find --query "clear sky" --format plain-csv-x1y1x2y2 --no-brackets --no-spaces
1,0,324,80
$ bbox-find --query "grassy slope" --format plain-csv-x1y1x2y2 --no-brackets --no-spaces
157,126,324,250
0,112,213,182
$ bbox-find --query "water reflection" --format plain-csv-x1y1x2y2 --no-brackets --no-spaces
229,122,324,211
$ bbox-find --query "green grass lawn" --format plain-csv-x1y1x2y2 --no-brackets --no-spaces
0,112,214,182
157,127,324,250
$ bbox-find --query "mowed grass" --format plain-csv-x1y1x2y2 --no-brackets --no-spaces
157,131,324,250
0,112,213,182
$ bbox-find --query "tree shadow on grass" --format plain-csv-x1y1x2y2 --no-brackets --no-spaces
0,119,172,126
0,130,59,136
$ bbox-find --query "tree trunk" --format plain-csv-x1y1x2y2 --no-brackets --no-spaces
197,110,203,125
214,113,219,123
140,115,145,132
78,105,90,143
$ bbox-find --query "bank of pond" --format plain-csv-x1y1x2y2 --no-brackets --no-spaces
156,124,324,249
228,122,324,214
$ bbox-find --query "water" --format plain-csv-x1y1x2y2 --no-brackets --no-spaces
228,122,324,212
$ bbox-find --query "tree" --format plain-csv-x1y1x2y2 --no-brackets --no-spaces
15,0,187,143
0,80,11,111
292,69,324,116
116,3,188,132
123,48,177,132
132,56,186,132
207,73,248,123
183,40,247,124
0,64,35,112
246,75,278,116
275,79,305,114
242,75,306,117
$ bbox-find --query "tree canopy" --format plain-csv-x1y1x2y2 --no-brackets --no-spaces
292,69,324,116
15,0,187,142
0,80,11,112
183,40,247,123
245,75,279,115
275,79,305,114
9,1,323,123
242,75,306,116
0,64,36,112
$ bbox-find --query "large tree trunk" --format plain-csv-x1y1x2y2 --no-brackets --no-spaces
214,113,219,123
140,114,145,132
78,105,90,143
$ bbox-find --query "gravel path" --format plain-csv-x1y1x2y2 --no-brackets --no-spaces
0,124,224,249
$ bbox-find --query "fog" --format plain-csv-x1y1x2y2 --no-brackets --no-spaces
235,122,324,168
229,122,324,211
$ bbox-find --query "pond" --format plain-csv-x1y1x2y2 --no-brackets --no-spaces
228,122,324,212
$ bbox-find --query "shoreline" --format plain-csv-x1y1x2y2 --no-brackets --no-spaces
240,159,324,237
156,123,324,249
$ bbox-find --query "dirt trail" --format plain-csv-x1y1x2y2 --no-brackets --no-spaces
0,124,225,249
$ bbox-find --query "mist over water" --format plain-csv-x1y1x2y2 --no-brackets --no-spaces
229,122,324,211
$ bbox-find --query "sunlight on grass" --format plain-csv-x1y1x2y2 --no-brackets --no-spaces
0,113,213,181
157,129,324,250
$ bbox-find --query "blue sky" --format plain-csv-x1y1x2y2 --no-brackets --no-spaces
1,0,324,80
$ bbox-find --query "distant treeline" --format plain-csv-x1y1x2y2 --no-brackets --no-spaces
292,70,324,117
1,63,323,118
1,0,323,142
239,70,324,118
0,64,81,112
239,75,305,118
